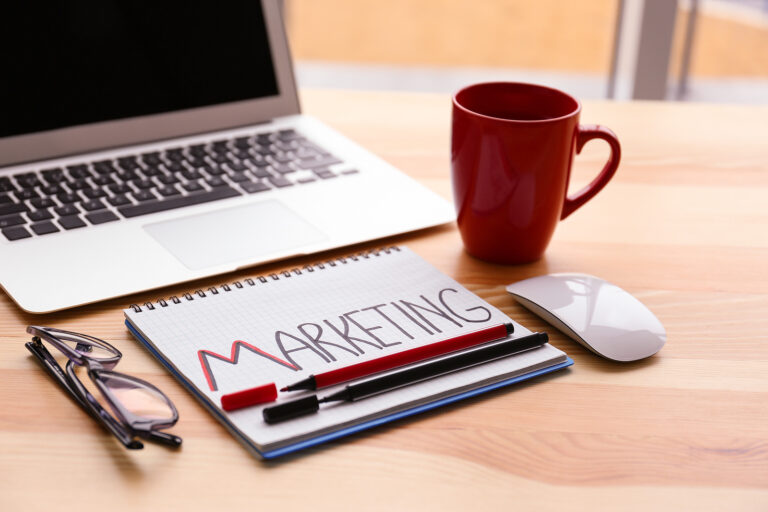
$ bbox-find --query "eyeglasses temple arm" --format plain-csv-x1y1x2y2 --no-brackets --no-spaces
25,341,90,411
139,430,183,447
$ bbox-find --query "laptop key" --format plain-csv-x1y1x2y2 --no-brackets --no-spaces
273,154,294,164
41,184,64,195
41,168,65,182
231,149,252,161
85,210,119,225
81,199,107,211
0,194,12,204
67,165,92,179
315,169,337,179
58,215,87,230
93,161,117,174
295,148,320,160
56,192,80,204
132,190,156,202
181,168,202,180
15,189,39,200
228,172,251,183
189,156,208,168
268,176,293,188
0,203,29,216
108,183,131,194
189,144,207,156
272,164,295,174
2,226,32,241
107,194,132,206
67,179,90,191
275,141,296,152
16,175,43,188
66,169,90,180
142,166,162,177
249,167,272,178
118,186,241,218
156,174,179,185
28,209,53,222
55,204,80,216
234,137,252,148
31,221,59,235
205,164,226,176
224,161,247,171
0,177,16,192
133,179,155,190
241,181,271,194
142,152,163,166
92,175,115,186
250,158,270,168
297,156,343,169
157,185,180,197
204,176,228,187
164,148,185,161
117,170,140,182
209,153,232,164
117,156,140,170
83,188,107,199
255,146,276,157
182,181,204,192
165,161,185,173
211,141,230,154
0,214,27,228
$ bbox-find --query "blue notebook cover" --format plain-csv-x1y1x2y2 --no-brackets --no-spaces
127,320,572,459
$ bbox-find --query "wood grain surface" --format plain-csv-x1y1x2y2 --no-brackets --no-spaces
1,89,767,511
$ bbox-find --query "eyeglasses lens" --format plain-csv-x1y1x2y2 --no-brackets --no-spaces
100,373,174,421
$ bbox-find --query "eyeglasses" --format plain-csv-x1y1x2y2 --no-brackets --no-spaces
25,325,182,450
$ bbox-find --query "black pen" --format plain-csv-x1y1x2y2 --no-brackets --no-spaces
263,331,548,424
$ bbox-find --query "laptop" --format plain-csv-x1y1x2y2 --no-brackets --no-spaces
0,1,454,313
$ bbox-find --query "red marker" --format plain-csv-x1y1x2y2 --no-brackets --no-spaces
221,383,278,411
280,322,514,392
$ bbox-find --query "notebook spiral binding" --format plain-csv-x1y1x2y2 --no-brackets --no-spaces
129,246,401,313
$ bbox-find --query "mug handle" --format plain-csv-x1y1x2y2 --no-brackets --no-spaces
561,124,621,220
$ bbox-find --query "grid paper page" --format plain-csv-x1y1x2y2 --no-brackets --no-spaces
125,247,566,451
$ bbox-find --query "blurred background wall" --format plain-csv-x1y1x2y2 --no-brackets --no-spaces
283,0,768,103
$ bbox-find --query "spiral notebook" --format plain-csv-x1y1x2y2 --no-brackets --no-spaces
124,246,572,458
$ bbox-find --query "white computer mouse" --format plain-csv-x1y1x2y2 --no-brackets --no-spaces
506,273,666,362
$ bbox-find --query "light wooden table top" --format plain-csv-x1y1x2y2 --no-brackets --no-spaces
2,89,767,512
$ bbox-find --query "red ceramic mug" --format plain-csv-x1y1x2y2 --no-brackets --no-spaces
451,82,620,264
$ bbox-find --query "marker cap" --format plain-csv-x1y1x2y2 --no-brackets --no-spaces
221,383,278,411
262,396,320,424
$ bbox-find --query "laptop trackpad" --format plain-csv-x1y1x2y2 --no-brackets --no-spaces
143,200,328,270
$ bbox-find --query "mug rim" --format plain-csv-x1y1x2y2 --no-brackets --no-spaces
453,81,582,124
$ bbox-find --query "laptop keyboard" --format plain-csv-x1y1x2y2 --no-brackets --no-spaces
0,129,359,241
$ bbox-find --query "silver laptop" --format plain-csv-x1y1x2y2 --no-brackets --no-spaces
0,1,453,313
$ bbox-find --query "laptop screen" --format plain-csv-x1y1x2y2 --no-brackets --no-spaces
0,2,279,139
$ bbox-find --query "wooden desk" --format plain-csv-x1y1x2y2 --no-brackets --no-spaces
2,90,767,511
